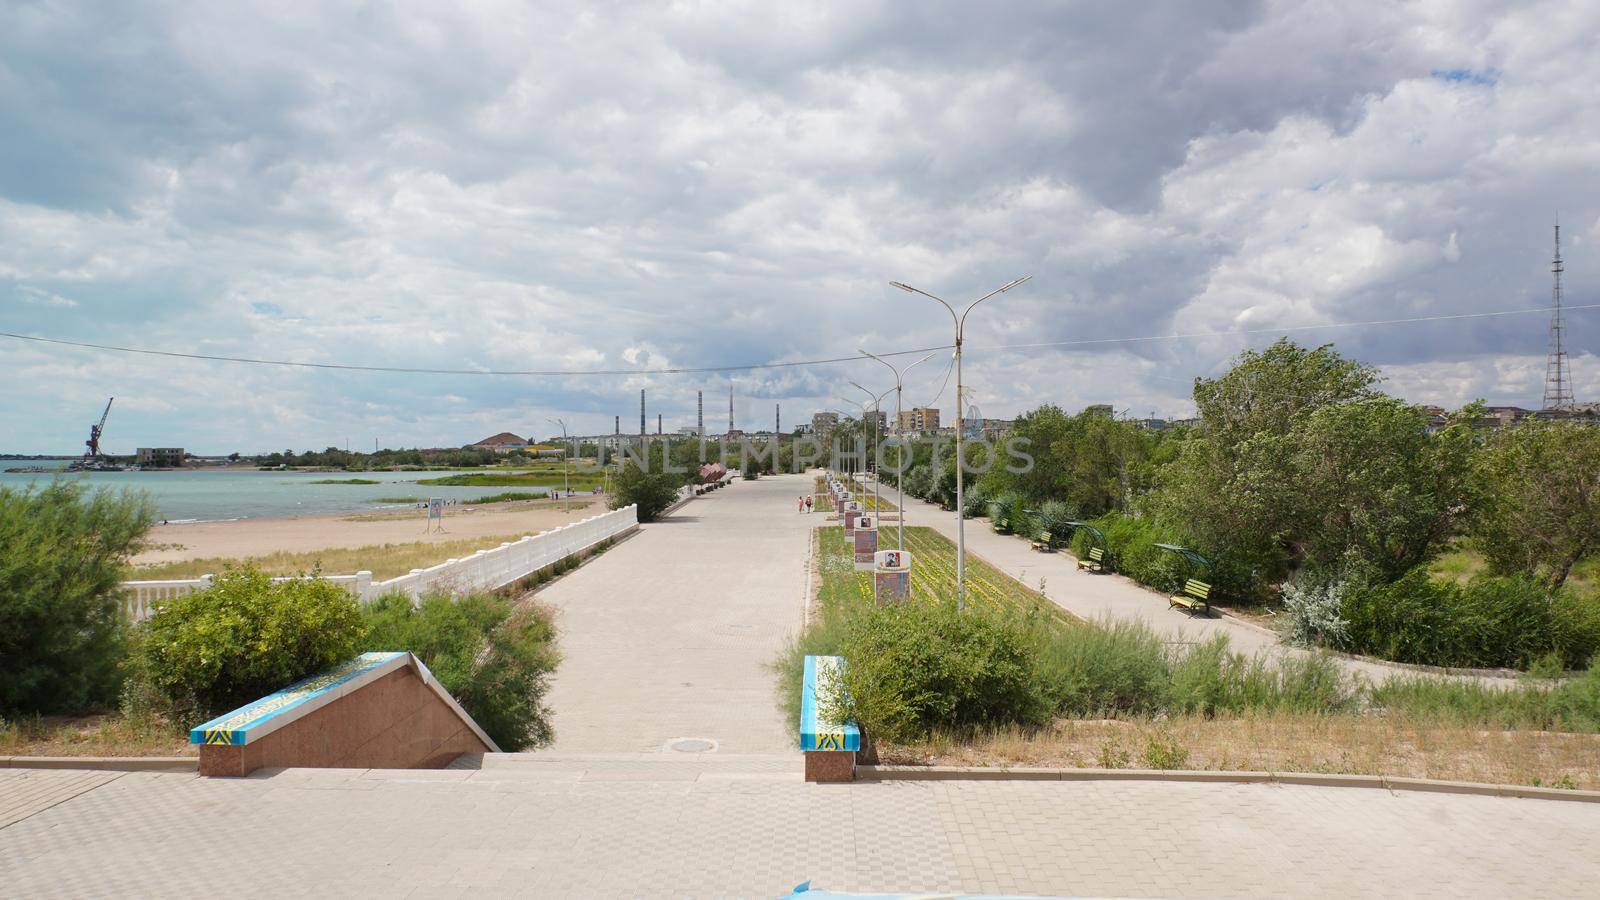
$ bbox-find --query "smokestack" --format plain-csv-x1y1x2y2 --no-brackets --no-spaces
657,413,662,435
640,389,646,437
697,391,703,436
614,415,619,435
776,403,781,435
729,384,735,433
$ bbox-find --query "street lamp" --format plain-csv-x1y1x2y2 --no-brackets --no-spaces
848,381,893,522
859,349,936,551
546,418,570,501
833,399,872,491
889,275,1031,610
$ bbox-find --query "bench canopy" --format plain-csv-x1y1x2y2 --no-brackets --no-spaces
800,655,861,753
1065,521,1106,546
1154,542,1212,571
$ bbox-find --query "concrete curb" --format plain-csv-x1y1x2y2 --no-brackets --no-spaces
2,756,198,772
856,765,1600,803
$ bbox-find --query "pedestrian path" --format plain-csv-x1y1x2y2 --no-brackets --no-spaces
532,473,816,753
2,762,1596,897
894,494,1475,683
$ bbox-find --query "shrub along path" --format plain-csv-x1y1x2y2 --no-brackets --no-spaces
895,494,1493,685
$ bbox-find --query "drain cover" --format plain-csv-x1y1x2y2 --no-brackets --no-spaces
669,738,715,753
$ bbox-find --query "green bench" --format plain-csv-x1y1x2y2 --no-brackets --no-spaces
1170,579,1213,615
1030,530,1054,552
1076,546,1108,572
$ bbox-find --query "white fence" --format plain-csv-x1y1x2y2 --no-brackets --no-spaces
120,504,639,623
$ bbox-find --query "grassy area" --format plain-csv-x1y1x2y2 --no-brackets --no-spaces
813,476,835,511
1431,545,1600,591
464,491,546,504
337,499,596,522
817,524,1066,619
895,714,1600,789
0,714,194,758
373,495,424,504
419,472,605,488
309,478,380,485
129,533,536,581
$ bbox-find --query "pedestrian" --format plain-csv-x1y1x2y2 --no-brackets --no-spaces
805,495,813,513
797,496,803,513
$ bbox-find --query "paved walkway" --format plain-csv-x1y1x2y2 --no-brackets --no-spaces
535,473,815,753
892,492,1465,683
6,474,1591,897
3,762,1597,897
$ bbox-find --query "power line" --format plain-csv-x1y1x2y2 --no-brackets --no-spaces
2,301,1594,378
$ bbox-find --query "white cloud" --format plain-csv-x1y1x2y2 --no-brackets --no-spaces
2,0,1598,451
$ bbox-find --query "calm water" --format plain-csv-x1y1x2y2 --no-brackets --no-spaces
0,467,554,522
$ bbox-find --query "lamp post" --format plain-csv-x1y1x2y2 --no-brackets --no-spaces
848,381,893,522
889,276,1031,610
859,350,935,551
546,418,569,500
834,399,873,495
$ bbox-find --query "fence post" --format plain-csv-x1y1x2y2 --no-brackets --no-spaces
356,570,373,604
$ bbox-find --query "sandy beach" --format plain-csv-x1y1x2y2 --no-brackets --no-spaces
132,496,608,566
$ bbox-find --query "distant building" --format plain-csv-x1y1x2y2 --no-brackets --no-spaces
678,426,705,437
1483,406,1532,427
1084,404,1114,418
968,418,1013,439
811,412,839,435
864,410,888,431
472,432,529,453
896,407,940,433
136,447,185,468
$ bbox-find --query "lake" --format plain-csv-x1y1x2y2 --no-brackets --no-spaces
0,468,560,522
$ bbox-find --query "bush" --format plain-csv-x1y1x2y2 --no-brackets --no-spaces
1034,500,1079,544
609,461,682,522
1342,568,1600,670
1371,663,1600,732
1166,635,1347,715
139,567,365,719
1280,570,1352,650
834,602,1051,744
361,592,559,751
1036,617,1170,715
1,480,156,716
986,491,1023,534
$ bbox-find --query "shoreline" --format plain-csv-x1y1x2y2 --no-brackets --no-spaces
131,495,608,568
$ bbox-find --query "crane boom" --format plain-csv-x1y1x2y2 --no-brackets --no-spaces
85,397,114,459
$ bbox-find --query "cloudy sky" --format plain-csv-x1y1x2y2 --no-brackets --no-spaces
2,0,1597,454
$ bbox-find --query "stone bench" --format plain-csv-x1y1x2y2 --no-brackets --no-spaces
800,655,861,783
190,651,499,777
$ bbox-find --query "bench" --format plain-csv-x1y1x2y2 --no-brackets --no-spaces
1170,579,1213,615
800,655,861,783
1030,531,1054,552
1076,546,1108,572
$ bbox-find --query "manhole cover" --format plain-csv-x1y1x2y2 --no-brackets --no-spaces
669,738,715,753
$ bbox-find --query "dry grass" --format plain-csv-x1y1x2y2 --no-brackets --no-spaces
128,533,535,581
890,712,1600,790
0,714,195,758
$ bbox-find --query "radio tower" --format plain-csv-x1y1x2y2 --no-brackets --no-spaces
1543,222,1576,410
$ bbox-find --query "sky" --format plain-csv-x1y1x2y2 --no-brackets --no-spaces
2,0,1597,454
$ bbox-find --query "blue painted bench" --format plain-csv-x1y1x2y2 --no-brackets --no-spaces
801,655,861,782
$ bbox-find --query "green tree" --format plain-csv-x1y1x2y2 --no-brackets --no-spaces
609,459,683,522
1192,338,1382,446
1473,421,1600,589
1290,398,1475,580
0,480,156,715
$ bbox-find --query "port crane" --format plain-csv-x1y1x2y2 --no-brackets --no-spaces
84,397,113,461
